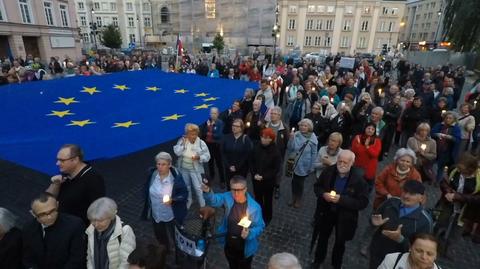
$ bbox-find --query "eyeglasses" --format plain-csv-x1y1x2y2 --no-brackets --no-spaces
56,156,77,162
34,207,58,219
231,187,246,192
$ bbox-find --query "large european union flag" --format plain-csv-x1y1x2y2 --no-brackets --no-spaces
0,70,257,174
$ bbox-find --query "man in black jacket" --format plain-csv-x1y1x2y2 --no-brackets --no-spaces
311,150,369,269
23,192,86,269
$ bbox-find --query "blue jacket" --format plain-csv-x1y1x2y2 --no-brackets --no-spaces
287,132,318,176
203,191,265,258
200,119,224,143
207,69,220,78
141,167,188,225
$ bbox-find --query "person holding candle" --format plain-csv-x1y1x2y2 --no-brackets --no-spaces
457,103,476,154
351,92,374,137
319,85,340,108
401,96,428,147
431,111,461,185
240,89,255,121
311,149,369,269
201,175,265,269
200,107,225,187
314,132,343,178
174,123,211,208
245,100,266,144
287,118,318,208
382,94,402,158
142,152,188,252
428,97,449,127
288,90,311,131
368,180,433,269
256,79,275,109
407,123,437,183
221,100,243,134
329,102,353,148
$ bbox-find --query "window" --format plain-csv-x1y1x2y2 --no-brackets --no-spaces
144,17,151,27
205,0,215,18
421,23,425,30
110,3,116,11
343,20,351,31
96,17,102,27
325,20,333,30
411,33,416,39
0,0,5,21
428,12,433,19
44,2,54,26
327,6,335,13
288,5,297,13
425,3,430,9
128,17,134,27
377,39,384,49
306,19,314,30
380,21,386,32
129,34,136,43
19,0,33,24
316,20,323,30
314,36,321,47
431,32,435,39
78,2,84,10
94,2,100,10
102,3,108,10
345,6,353,14
388,22,395,32
358,37,367,48
305,36,312,46
287,36,294,46
288,19,296,30
317,5,325,13
82,33,89,43
416,14,420,21
80,16,87,26
382,7,389,15
426,22,431,30
364,7,371,14
112,17,118,27
361,20,369,31
126,2,133,11
340,36,349,48
324,36,331,47
307,5,315,13
431,2,436,9
391,8,398,15
59,4,69,27
143,3,150,11
161,7,169,23
424,13,427,19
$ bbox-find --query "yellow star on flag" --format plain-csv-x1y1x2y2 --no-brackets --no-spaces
146,86,161,92
112,121,140,128
203,97,219,102
175,89,188,94
113,84,130,91
46,110,75,118
66,119,95,127
162,114,185,121
195,92,209,97
193,104,212,110
54,97,79,105
81,87,101,95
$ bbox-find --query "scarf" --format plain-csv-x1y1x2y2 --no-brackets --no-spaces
94,218,117,269
396,165,411,179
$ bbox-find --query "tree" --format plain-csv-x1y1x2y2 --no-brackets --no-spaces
212,33,225,53
443,0,480,52
100,24,122,49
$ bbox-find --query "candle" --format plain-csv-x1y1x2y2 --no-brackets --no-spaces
291,127,295,132
162,194,170,203
474,100,478,107
238,216,252,228
330,97,334,103
312,87,316,92
378,88,383,95
441,110,446,115
330,190,337,197
444,166,449,172
286,86,290,92
420,144,427,151
246,121,251,128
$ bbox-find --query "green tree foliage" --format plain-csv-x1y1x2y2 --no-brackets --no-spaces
212,33,225,53
443,0,480,52
100,25,123,49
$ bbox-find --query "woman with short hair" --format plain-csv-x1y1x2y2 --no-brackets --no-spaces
86,197,136,269
407,123,437,183
0,207,22,269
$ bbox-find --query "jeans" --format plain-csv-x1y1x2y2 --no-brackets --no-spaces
179,169,205,208
291,174,308,201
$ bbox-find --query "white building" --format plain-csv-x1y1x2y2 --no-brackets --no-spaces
278,0,407,55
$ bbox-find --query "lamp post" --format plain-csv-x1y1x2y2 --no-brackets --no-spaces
434,7,444,47
272,3,280,65
89,8,98,50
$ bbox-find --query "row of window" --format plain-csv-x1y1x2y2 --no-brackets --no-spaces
14,0,70,26
292,5,399,15
288,36,393,49
287,18,395,32
82,33,137,44
410,32,436,40
80,1,149,13
80,15,152,28
407,1,436,13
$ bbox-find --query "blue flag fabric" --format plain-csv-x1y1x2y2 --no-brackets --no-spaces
0,70,257,174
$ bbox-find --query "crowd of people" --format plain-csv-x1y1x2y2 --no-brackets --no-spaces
1,50,480,269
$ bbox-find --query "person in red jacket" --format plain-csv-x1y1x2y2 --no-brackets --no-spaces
351,122,382,192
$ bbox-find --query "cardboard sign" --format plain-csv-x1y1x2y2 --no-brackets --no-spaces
174,226,197,256
339,57,355,69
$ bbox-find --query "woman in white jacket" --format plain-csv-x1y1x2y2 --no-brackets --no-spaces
86,197,136,269
174,123,211,208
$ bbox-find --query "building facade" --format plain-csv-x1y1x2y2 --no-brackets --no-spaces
400,0,445,49
278,0,407,55
0,0,81,60
74,0,156,50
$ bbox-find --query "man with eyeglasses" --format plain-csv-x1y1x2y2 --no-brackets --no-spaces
22,192,86,269
202,175,265,269
46,144,105,225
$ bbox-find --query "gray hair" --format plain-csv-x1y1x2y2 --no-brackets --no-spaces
268,252,301,269
210,107,219,114
372,106,384,116
298,118,314,132
416,122,431,133
270,106,282,115
155,151,173,164
87,197,117,221
394,148,417,165
338,149,356,163
443,111,458,121
0,208,17,233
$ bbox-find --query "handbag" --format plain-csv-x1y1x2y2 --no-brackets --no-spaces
285,140,310,177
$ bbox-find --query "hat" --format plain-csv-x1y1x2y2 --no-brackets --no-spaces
402,180,425,195
261,128,276,140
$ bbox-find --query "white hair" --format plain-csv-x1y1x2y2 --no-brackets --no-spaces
87,197,117,221
394,148,417,165
338,149,355,163
0,208,17,233
270,106,283,115
268,252,301,269
210,107,219,114
372,106,384,115
155,151,173,163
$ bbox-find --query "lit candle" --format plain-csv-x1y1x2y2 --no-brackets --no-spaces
291,127,295,132
286,86,290,92
444,166,449,171
238,216,252,228
330,190,337,197
162,194,170,203
312,87,316,92
474,100,478,107
420,144,427,151
246,121,251,128
441,110,446,115
378,88,383,95
330,97,334,103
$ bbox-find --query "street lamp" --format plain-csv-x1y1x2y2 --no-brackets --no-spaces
272,3,280,65
89,8,98,50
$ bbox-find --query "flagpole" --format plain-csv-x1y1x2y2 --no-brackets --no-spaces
175,34,180,71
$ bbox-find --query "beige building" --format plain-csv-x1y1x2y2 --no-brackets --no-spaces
278,0,407,55
0,0,81,60
400,0,445,48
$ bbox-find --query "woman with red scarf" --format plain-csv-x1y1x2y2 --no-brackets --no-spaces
351,123,382,192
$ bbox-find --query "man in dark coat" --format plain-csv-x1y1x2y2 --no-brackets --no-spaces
23,192,86,269
369,180,433,269
311,150,369,269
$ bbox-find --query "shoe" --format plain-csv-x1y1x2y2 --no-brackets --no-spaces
274,186,280,199
294,200,301,208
